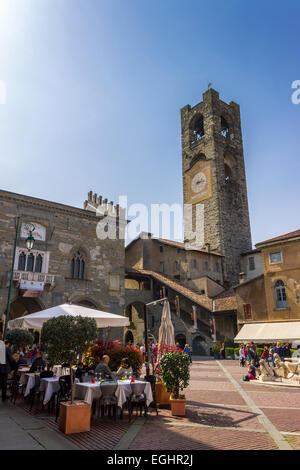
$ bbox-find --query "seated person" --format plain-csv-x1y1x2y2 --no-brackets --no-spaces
243,360,256,381
8,354,20,380
17,354,28,367
29,350,46,372
95,355,116,380
116,358,133,379
75,362,86,382
87,357,101,373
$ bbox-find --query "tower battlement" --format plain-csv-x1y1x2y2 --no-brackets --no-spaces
84,191,126,219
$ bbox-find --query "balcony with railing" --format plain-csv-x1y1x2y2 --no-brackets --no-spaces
11,270,55,286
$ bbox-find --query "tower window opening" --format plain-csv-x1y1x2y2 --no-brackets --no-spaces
224,164,232,181
220,116,230,138
190,115,205,145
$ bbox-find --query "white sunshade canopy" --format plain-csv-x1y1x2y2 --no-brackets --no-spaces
7,303,130,330
234,321,300,343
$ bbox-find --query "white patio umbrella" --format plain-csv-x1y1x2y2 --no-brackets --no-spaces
7,303,129,330
158,300,175,348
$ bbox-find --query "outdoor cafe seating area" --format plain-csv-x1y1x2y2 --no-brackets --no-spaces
9,361,154,423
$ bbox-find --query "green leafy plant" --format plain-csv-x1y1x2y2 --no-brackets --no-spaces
41,315,98,403
87,340,143,375
225,347,234,358
211,341,221,354
6,329,34,351
160,351,190,399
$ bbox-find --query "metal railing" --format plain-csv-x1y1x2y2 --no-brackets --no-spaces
11,270,55,285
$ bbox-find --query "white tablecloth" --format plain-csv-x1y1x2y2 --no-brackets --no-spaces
19,368,30,385
23,373,40,397
75,380,153,408
39,378,60,405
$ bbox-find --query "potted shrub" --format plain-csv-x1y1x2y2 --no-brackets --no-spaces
6,329,34,352
41,315,97,434
154,344,182,406
160,351,190,416
211,341,221,359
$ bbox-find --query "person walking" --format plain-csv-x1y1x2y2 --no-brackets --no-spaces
239,344,246,367
260,345,269,362
184,344,192,364
283,342,291,359
269,344,275,366
220,343,226,360
0,332,17,402
274,341,284,361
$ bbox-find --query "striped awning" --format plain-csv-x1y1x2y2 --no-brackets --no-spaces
234,321,300,343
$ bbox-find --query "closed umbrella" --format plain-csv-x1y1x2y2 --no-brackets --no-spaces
156,300,175,364
158,300,175,346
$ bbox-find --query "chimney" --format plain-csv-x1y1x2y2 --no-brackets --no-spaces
239,272,246,284
223,278,231,290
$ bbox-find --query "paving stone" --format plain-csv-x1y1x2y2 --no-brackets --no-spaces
129,424,277,450
261,408,300,432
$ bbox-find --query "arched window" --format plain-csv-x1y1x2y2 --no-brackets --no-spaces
35,254,43,273
18,252,26,271
70,251,86,280
275,280,287,309
190,114,205,144
220,116,230,138
224,150,236,181
26,253,35,272
224,164,232,180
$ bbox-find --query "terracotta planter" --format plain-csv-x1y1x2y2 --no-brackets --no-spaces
155,382,171,405
59,401,91,434
170,397,186,416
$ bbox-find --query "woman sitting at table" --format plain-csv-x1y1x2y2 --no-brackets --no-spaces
116,358,133,379
75,362,87,382
29,350,46,372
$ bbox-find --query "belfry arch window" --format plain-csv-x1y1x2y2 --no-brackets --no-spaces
224,151,236,181
190,114,205,144
275,280,287,309
70,251,86,280
220,116,230,138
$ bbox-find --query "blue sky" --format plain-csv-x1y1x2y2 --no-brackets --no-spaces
0,0,299,246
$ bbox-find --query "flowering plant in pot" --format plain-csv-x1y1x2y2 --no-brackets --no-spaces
41,315,97,434
154,344,182,406
160,351,190,416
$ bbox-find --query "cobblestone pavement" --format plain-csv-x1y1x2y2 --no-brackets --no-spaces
5,358,300,450
127,358,300,450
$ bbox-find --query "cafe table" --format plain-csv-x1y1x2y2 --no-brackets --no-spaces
23,373,40,397
75,379,153,408
39,377,60,405
18,367,31,385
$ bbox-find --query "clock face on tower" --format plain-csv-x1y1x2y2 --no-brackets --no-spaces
191,172,207,194
185,160,212,204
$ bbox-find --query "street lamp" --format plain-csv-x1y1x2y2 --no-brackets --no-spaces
25,223,35,251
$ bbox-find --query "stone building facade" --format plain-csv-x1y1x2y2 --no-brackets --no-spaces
181,88,252,284
234,229,300,329
0,189,126,340
125,235,237,354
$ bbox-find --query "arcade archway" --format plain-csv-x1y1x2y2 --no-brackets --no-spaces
9,297,44,320
175,333,186,349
